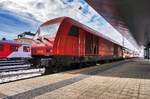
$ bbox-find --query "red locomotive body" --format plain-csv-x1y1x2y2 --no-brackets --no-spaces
32,17,129,71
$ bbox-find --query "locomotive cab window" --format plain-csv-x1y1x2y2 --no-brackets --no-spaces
68,26,79,37
23,46,30,52
0,44,3,51
10,46,18,52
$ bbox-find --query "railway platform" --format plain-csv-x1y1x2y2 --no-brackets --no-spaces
0,58,150,99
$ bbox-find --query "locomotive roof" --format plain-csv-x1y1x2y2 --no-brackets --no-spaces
42,16,122,46
0,40,31,46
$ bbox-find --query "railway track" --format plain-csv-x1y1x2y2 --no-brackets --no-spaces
0,59,45,84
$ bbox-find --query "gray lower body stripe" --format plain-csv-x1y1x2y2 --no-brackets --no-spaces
4,60,130,99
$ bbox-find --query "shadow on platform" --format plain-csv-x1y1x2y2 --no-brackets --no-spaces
73,59,150,80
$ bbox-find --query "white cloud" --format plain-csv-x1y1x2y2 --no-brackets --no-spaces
0,31,16,39
0,0,79,21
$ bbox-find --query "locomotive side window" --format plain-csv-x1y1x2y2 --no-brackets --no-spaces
68,26,79,37
23,46,30,52
10,46,18,51
0,44,3,51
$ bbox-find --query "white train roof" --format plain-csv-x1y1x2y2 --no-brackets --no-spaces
0,40,31,46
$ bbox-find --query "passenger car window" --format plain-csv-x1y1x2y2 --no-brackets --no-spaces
23,46,30,52
68,26,79,37
10,46,18,51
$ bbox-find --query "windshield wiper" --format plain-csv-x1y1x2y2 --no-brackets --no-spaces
44,37,50,41
37,38,43,43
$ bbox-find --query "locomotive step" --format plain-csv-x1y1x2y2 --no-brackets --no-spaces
0,59,25,62
0,68,45,78
0,64,31,70
0,67,31,72
0,68,45,84
0,58,32,73
0,68,45,76
0,62,29,66
0,63,29,67
0,59,25,63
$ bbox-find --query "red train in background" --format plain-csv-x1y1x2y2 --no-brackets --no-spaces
31,17,138,72
0,40,31,59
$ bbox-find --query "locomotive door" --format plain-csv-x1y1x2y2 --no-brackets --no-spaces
66,25,79,56
114,44,119,57
85,33,99,55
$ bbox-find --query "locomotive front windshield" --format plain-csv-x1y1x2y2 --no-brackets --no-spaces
34,23,60,39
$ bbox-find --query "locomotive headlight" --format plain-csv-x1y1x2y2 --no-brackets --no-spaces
39,48,44,52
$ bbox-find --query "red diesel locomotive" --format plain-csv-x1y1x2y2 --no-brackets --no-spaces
31,17,134,72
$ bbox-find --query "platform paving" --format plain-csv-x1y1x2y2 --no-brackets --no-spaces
0,59,150,99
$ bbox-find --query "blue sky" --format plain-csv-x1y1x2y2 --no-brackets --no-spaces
0,9,40,39
0,0,140,51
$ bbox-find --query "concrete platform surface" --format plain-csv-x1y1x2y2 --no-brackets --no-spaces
0,59,150,99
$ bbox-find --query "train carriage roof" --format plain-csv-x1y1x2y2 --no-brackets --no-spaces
0,40,31,46
41,16,122,47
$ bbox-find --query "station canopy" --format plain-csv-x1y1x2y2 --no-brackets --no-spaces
87,0,150,46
